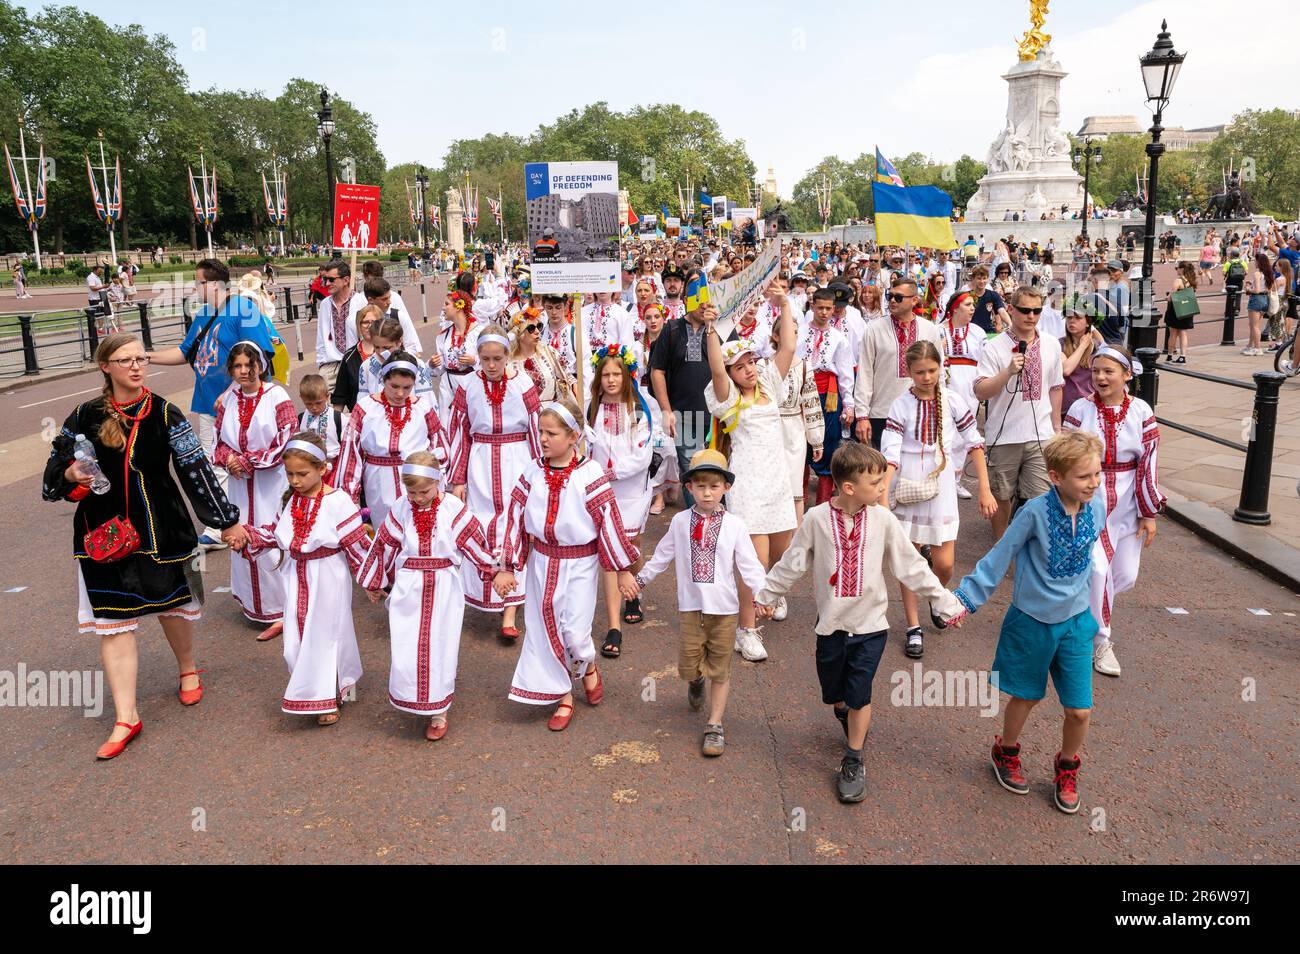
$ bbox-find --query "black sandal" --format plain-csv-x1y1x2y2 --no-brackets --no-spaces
601,628,623,659
622,597,643,624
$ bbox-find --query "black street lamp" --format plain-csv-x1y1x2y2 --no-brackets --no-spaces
1130,20,1186,355
414,166,430,257
1073,139,1101,239
317,89,336,251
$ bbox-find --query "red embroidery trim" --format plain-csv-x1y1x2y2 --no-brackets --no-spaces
1092,393,1131,465
383,397,412,432
236,385,265,432
290,492,324,550
542,455,583,533
481,372,508,407
412,497,441,554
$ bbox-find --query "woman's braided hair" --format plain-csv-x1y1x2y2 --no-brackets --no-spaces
94,333,138,451
904,339,947,479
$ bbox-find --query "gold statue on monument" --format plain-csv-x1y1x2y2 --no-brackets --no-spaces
1016,0,1051,62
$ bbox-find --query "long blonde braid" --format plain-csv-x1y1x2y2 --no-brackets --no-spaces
95,333,137,450
904,339,947,479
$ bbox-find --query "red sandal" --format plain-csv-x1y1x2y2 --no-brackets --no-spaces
178,669,206,706
96,720,142,760
547,702,575,731
499,625,521,641
583,664,604,706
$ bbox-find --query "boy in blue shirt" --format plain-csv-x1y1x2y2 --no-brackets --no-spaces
951,431,1105,814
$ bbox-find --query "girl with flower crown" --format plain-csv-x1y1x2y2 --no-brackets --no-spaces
429,289,482,422
703,286,798,661
587,344,654,654
446,324,542,639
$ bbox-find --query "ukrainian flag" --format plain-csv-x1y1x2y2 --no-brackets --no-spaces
686,273,710,312
875,148,905,187
871,182,957,250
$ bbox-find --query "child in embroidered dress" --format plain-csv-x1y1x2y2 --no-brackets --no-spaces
951,431,1107,814
625,449,770,758
446,325,542,639
1061,345,1164,679
882,340,996,659
213,341,296,641
492,398,639,732
297,374,343,480
756,443,966,804
939,291,986,500
233,433,371,726
357,451,498,740
586,346,654,656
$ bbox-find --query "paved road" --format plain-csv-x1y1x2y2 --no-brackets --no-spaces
0,295,1296,862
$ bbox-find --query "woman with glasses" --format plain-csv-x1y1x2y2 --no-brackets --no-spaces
507,307,571,403
42,333,244,760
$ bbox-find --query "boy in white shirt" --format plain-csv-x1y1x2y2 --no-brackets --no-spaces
629,449,770,758
974,285,1065,540
756,443,965,803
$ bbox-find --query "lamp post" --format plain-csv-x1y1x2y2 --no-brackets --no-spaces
1073,139,1101,239
317,89,336,251
415,166,429,258
1129,20,1185,355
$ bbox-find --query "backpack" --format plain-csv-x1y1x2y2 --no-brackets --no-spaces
1226,260,1246,284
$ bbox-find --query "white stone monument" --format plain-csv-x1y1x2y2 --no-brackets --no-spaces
446,187,465,255
965,7,1085,223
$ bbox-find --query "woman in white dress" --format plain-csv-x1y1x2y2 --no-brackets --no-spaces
507,306,572,404
238,433,371,726
358,452,498,740
703,291,797,656
428,290,481,422
1062,345,1164,679
586,345,653,654
770,331,824,526
939,291,987,499
336,351,451,532
882,340,996,659
446,325,542,638
213,341,295,638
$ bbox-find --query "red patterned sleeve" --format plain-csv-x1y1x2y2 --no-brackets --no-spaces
337,506,372,576
584,470,639,571
425,404,451,470
357,512,401,591
452,502,498,580
243,510,283,558
1136,415,1167,518
212,393,237,469
335,400,366,501
521,378,543,460
499,470,532,572
249,398,299,469
447,386,471,486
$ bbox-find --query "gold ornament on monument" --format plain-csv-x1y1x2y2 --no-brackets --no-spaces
1016,0,1052,62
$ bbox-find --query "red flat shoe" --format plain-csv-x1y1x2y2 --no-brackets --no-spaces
425,718,448,741
256,621,284,642
499,625,520,641
178,669,206,706
583,664,604,706
547,702,575,731
96,720,142,760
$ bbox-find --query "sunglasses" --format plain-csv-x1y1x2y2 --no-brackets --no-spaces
1014,306,1044,315
322,275,341,283
888,293,914,303
523,323,540,334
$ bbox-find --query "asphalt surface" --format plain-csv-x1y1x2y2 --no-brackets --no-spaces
1,280,1297,864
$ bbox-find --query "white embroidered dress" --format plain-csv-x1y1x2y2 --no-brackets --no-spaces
589,400,654,535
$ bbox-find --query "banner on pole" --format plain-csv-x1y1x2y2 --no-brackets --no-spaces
333,183,380,251
523,160,619,293
711,241,781,339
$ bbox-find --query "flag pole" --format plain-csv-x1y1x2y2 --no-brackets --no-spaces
97,132,117,263
16,119,42,268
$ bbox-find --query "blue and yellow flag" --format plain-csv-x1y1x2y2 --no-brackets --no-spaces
871,182,957,250
875,148,905,187
686,273,710,312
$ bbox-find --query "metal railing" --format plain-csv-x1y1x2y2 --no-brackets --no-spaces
1133,346,1285,525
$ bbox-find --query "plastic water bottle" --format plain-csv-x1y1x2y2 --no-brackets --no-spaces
73,434,111,495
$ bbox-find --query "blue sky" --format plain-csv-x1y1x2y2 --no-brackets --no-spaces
23,0,1290,194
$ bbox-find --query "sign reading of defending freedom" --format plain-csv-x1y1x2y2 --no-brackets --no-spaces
524,161,620,293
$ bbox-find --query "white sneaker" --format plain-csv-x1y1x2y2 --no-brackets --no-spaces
735,626,769,662
1093,641,1121,677
956,484,973,500
772,597,788,621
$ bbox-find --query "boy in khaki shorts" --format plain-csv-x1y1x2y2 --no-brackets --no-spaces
629,449,770,757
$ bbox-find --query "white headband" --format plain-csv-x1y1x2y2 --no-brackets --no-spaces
540,401,580,433
1094,346,1143,377
400,463,442,481
285,440,326,461
476,333,510,351
232,340,265,366
381,360,419,379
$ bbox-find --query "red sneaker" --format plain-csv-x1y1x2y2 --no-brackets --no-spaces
1053,753,1082,814
991,735,1029,794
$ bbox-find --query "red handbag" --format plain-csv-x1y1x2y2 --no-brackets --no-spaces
82,413,144,563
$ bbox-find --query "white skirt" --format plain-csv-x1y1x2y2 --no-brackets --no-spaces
780,412,808,500
507,547,599,705
228,468,288,623
279,551,362,716
388,562,463,715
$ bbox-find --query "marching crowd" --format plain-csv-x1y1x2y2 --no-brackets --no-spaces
45,230,1176,809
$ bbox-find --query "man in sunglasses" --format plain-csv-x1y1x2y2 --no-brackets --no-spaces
973,286,1064,540
852,279,943,449
313,259,366,391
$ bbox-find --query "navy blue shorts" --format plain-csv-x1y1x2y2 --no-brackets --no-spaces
815,629,887,710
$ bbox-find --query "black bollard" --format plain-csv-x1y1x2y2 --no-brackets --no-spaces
1233,370,1285,525
1220,287,1239,347
137,301,153,350
19,314,40,375
1134,347,1160,406
84,308,99,354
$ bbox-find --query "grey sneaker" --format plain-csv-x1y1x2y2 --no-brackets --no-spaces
701,723,725,757
687,677,705,711
836,756,866,803
734,626,769,662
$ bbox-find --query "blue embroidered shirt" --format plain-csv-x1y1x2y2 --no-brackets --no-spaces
954,488,1105,625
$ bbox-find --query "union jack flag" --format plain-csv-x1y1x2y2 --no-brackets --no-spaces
5,143,46,228
188,164,218,226
465,186,479,229
430,205,440,229
86,153,122,225
262,170,287,226
488,196,501,225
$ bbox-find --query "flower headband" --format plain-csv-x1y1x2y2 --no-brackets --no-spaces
448,290,473,311
590,343,638,374
720,338,758,367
